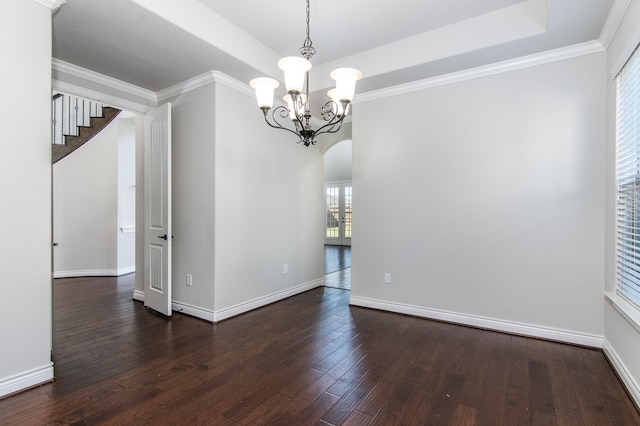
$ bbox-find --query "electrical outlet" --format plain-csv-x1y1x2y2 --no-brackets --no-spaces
283,264,289,274
186,274,193,286
384,273,391,284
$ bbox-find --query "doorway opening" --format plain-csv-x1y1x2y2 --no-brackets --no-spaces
51,93,138,373
52,97,136,278
324,139,352,290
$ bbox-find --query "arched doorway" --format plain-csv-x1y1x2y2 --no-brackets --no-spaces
323,139,352,289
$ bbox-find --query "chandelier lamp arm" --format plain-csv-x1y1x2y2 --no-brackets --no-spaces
260,105,307,145
312,100,350,136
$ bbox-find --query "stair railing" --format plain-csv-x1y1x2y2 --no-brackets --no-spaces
52,93,105,146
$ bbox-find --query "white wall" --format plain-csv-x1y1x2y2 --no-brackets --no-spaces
53,119,118,276
324,139,352,182
603,0,640,409
351,51,607,347
53,115,135,277
317,122,352,155
117,117,136,274
167,83,216,315
0,0,53,397
160,78,324,321
214,82,325,319
134,114,146,297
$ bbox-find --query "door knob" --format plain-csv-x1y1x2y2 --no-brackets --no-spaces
158,234,168,240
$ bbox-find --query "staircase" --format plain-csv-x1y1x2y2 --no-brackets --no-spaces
52,93,121,164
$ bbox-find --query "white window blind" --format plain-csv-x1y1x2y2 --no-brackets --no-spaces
616,44,640,309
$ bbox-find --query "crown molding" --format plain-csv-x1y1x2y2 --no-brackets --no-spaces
33,0,65,10
156,70,252,102
52,58,157,103
356,40,605,104
599,0,633,49
212,71,254,97
156,69,314,125
156,71,216,101
50,58,256,111
51,79,151,114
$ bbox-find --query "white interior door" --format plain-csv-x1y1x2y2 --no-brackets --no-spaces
325,183,352,246
144,103,172,316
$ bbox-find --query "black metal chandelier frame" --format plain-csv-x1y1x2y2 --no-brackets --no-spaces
254,0,355,147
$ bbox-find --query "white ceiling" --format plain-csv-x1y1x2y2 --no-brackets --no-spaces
52,0,615,96
197,0,527,63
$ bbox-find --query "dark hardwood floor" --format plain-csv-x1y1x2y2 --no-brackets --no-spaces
324,245,351,291
324,245,351,275
1,274,639,425
324,268,351,291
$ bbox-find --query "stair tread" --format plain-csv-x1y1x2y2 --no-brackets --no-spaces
52,106,121,164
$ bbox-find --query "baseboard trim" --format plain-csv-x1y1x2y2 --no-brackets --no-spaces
603,338,640,411
0,363,54,399
117,266,135,276
131,278,325,323
349,296,603,348
132,292,214,321
213,278,325,323
132,290,145,303
172,300,215,322
54,268,134,278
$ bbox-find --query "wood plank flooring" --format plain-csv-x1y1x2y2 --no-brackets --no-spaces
324,245,351,275
1,274,639,425
324,245,351,290
324,268,351,291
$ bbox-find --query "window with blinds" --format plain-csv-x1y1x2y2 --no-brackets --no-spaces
616,44,640,309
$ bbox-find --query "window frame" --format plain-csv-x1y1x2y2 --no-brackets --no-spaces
615,42,640,311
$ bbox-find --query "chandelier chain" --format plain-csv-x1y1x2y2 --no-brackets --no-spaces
300,0,316,59
306,0,310,42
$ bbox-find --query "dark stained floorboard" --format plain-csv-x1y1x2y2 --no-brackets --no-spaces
0,274,639,425
325,245,351,274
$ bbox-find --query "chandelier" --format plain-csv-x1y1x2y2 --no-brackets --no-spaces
249,0,362,147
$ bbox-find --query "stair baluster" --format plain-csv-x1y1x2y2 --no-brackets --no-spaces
51,93,120,163
52,94,64,145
